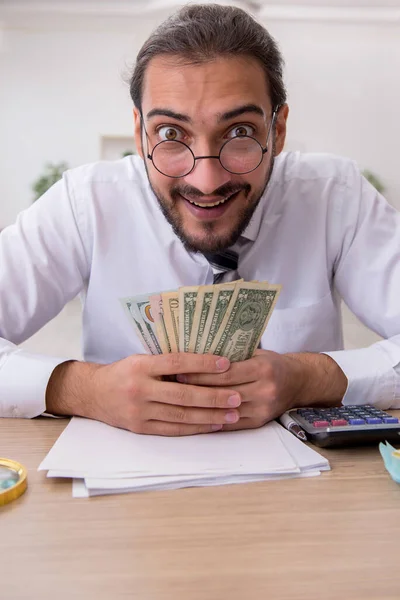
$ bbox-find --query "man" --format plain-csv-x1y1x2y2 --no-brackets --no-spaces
1,4,399,434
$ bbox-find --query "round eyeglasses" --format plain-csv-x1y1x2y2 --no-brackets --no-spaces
143,110,277,179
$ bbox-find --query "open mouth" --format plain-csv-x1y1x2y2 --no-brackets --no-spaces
183,191,240,209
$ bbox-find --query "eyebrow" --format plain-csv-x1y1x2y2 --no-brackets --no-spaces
217,104,265,122
146,104,266,124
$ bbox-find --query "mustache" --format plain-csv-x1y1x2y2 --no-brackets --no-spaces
170,182,251,201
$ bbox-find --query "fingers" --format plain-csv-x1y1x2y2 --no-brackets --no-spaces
150,380,241,409
146,401,240,426
137,353,230,377
225,382,278,418
221,417,266,431
176,355,262,387
140,421,224,437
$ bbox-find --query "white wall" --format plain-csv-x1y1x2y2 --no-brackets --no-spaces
0,19,153,225
265,16,400,210
0,5,399,226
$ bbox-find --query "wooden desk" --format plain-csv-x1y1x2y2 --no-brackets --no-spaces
1,416,400,600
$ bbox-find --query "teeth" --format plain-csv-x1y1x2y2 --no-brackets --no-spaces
188,195,234,208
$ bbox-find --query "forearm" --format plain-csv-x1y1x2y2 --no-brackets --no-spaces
45,360,102,418
285,352,348,408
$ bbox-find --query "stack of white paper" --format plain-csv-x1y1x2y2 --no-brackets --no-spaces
38,417,330,497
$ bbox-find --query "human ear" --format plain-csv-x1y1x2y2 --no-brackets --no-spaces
274,104,289,156
133,108,144,159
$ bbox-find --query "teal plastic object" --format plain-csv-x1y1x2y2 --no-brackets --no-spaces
379,442,400,484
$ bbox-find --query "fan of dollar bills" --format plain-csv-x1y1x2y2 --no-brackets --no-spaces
120,280,281,363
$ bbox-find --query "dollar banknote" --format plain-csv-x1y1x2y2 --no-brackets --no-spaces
120,297,160,354
188,285,214,353
161,291,180,353
198,282,237,354
209,283,281,361
120,280,281,361
149,293,171,354
179,286,199,353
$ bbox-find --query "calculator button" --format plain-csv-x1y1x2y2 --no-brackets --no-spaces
365,418,382,424
313,420,330,428
331,419,348,426
348,418,366,425
383,417,399,424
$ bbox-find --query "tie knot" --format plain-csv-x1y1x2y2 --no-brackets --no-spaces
203,249,239,284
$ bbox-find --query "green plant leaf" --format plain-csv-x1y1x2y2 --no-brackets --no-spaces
362,169,385,194
32,162,69,202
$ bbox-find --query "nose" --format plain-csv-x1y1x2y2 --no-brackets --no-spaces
183,153,232,195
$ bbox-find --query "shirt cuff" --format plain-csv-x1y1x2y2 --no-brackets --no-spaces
0,350,68,418
323,342,400,409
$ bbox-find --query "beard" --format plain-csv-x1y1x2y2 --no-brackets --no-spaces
144,143,276,254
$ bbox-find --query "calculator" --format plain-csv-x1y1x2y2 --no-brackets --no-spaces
288,405,400,448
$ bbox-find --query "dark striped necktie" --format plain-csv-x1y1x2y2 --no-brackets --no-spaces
203,249,239,284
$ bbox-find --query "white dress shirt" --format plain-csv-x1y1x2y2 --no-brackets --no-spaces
1,152,399,418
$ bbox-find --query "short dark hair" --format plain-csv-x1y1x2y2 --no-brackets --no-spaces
129,3,287,112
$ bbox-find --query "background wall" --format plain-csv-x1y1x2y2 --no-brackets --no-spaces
268,16,400,210
0,11,166,225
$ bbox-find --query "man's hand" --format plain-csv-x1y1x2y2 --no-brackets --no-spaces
45,354,242,436
177,349,348,431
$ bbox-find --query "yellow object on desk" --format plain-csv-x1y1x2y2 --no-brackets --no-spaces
0,458,28,506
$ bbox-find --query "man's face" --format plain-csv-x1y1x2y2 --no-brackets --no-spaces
134,55,288,253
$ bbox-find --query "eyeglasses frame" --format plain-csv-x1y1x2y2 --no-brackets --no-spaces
140,108,279,178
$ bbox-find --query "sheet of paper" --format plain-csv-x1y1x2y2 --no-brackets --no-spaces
273,421,330,471
72,479,89,498
39,417,300,477
46,421,329,480
73,470,321,497
43,416,330,498
84,470,321,490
